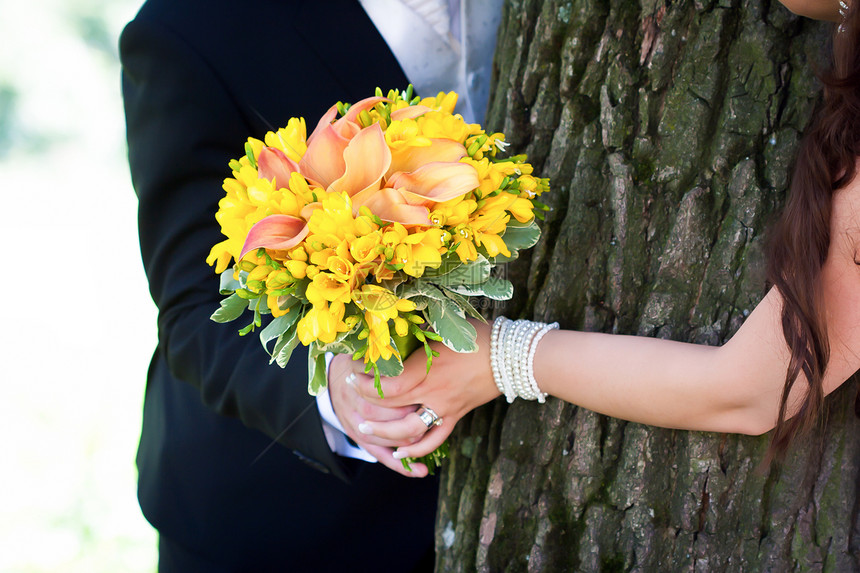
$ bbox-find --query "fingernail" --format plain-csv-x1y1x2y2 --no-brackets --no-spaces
358,422,373,435
392,450,407,460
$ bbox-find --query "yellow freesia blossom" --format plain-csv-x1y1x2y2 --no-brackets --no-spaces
452,224,479,262
306,272,352,307
263,117,307,163
430,196,477,227
385,119,432,151
362,310,395,362
416,111,473,143
298,303,346,345
419,91,458,115
477,232,510,258
350,233,382,264
398,228,447,277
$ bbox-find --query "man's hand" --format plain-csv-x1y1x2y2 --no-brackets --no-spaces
327,354,430,477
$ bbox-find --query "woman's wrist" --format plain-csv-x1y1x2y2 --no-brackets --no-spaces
489,316,558,403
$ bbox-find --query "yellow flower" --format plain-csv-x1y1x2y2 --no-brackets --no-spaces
245,264,273,294
353,284,400,320
353,284,420,360
309,248,335,267
432,196,476,227
399,228,446,277
363,310,395,362
326,255,355,284
394,317,409,338
305,192,380,253
298,304,340,345
285,260,307,279
518,174,539,197
306,272,352,306
452,224,479,262
385,119,431,151
268,295,295,318
506,196,535,223
350,233,382,264
266,269,292,290
207,241,234,274
416,111,472,143
470,211,510,235
461,157,513,196
262,117,307,163
288,246,308,262
419,91,459,114
476,231,511,258
479,191,534,224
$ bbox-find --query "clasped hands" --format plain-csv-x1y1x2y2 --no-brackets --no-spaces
328,319,500,477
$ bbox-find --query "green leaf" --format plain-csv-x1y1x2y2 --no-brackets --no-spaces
431,256,490,287
210,293,249,323
425,298,478,353
501,219,541,251
420,253,462,278
375,347,405,378
490,251,519,264
260,310,300,350
316,328,360,355
272,324,300,368
219,270,240,294
441,288,485,321
400,280,447,302
244,141,257,168
449,277,514,300
256,294,272,315
307,349,328,396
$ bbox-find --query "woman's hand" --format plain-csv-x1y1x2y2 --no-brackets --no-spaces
347,319,501,461
328,353,429,477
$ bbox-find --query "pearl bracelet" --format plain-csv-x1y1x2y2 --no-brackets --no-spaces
489,316,559,403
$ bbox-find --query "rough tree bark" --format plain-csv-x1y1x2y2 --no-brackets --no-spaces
435,1,860,571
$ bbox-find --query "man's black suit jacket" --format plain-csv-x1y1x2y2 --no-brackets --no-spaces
120,0,439,569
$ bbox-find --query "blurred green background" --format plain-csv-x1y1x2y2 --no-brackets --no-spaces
0,0,159,570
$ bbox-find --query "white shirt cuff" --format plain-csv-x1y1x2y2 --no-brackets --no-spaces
315,353,377,463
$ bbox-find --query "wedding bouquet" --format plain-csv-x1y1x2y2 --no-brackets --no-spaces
207,87,548,469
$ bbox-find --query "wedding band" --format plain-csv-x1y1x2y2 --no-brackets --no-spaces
345,372,357,387
416,406,443,429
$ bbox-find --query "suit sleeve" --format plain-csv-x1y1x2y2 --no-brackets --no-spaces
119,16,350,477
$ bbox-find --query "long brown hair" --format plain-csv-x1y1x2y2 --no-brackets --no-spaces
765,4,860,461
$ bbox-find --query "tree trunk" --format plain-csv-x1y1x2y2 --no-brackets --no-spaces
436,1,860,571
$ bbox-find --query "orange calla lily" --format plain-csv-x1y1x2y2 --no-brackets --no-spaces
342,96,388,124
390,105,432,121
240,214,309,260
257,147,299,189
387,162,480,206
307,96,387,144
352,187,431,227
251,96,480,229
299,123,348,188
300,96,390,188
388,138,467,176
329,123,391,197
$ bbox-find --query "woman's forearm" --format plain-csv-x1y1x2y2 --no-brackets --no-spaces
535,290,790,435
